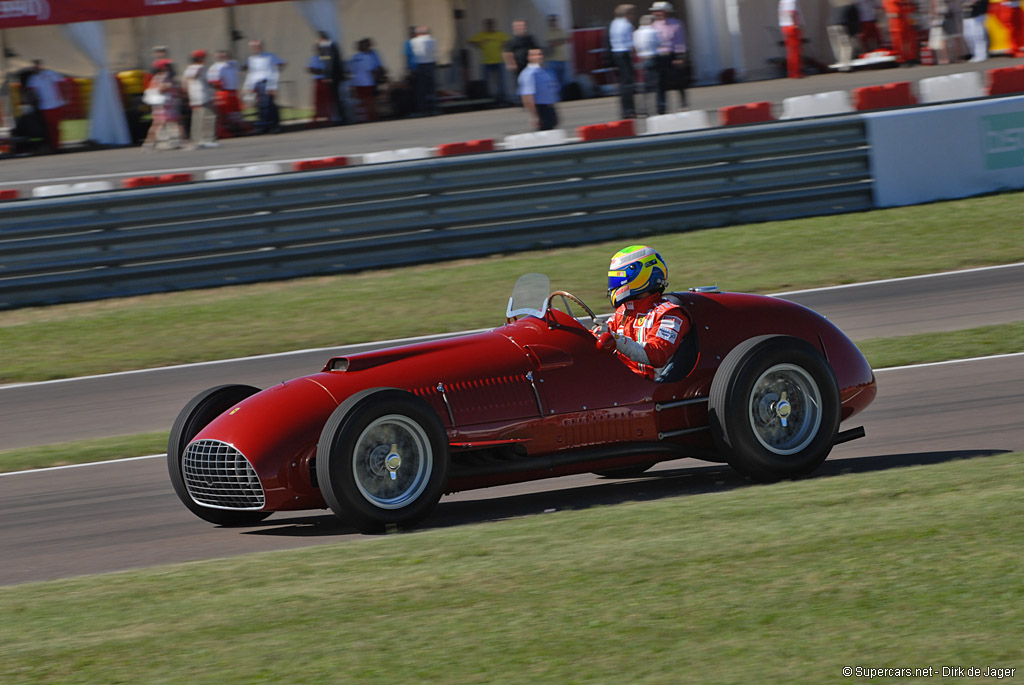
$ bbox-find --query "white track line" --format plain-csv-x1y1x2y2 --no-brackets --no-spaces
3,262,1021,392
2,351,1021,478
772,261,1024,297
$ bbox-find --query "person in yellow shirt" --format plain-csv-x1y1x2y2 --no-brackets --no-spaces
469,18,510,103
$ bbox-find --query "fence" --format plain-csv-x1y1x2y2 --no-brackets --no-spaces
0,116,872,309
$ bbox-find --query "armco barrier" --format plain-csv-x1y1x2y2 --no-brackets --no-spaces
720,102,773,126
986,65,1024,96
852,81,916,110
0,117,872,310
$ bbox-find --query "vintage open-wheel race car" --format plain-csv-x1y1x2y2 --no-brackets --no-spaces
168,273,876,533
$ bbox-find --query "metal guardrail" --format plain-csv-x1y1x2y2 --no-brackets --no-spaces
0,117,872,309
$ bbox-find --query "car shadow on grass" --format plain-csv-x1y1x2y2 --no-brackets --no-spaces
241,449,1011,537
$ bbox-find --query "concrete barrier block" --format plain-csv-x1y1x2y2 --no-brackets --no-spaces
362,147,434,164
32,181,114,198
919,72,985,103
643,110,711,134
502,129,569,149
780,91,853,119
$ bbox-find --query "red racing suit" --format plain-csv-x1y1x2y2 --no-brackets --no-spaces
605,293,691,380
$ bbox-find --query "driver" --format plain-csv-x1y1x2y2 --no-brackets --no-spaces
594,245,691,379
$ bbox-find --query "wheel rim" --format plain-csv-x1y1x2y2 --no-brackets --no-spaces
748,363,822,455
352,414,432,509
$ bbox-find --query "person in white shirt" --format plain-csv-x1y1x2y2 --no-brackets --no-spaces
208,49,249,137
633,14,658,115
609,4,637,119
409,26,438,115
182,50,218,149
244,39,285,133
26,59,66,152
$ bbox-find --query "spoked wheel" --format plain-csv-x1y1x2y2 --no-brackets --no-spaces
710,336,840,482
317,388,449,534
167,384,273,526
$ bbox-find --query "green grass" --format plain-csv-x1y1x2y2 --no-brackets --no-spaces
0,432,168,474
2,452,1021,683
2,191,1023,385
858,320,1024,370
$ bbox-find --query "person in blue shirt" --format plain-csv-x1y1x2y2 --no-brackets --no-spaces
516,48,561,131
609,4,637,118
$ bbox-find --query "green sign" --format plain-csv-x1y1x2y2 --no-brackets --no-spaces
981,112,1024,170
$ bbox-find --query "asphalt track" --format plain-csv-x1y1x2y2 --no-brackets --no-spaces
1,267,1023,586
1,353,1021,587
3,57,1024,191
1,263,1022,451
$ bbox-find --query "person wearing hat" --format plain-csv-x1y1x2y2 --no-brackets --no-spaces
142,59,184,150
182,49,218,148
649,1,688,113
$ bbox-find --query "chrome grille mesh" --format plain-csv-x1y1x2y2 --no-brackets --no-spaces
183,440,265,510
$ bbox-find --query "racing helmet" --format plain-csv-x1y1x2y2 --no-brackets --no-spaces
607,245,668,307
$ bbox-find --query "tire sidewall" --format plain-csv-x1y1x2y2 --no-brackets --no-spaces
710,336,840,481
167,384,270,526
317,389,449,533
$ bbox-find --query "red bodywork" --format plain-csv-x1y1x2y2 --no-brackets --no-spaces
191,291,876,512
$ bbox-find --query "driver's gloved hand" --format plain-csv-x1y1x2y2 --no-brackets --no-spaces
596,332,617,354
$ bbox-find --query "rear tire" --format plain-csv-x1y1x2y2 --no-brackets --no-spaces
167,384,272,526
709,336,840,482
317,388,449,534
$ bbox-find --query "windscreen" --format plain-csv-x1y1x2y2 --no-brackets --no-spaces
506,273,551,319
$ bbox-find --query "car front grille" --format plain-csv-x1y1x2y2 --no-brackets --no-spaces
183,440,265,510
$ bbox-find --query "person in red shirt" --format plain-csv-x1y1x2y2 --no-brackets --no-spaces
594,245,691,379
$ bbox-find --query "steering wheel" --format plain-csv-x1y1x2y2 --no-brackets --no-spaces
547,290,599,328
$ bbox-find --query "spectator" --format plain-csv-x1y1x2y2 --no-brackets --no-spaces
469,18,510,103
857,0,882,52
25,59,67,153
545,14,570,86
928,0,963,64
350,38,385,121
634,14,659,115
504,19,540,77
778,0,804,78
309,41,331,124
649,2,688,113
410,26,438,116
142,59,184,150
963,0,989,62
14,67,48,153
609,5,637,119
827,0,860,71
182,49,218,149
150,46,176,80
996,0,1024,57
517,47,561,131
314,31,348,125
208,50,249,138
881,0,919,63
244,39,285,134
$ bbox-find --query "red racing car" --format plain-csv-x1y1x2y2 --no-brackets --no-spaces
168,274,876,533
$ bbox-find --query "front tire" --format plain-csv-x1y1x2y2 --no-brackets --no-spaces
317,388,449,534
709,336,840,482
167,384,272,526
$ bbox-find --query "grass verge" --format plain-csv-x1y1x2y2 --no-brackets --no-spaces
2,191,1023,384
2,320,1022,474
1,452,1021,683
